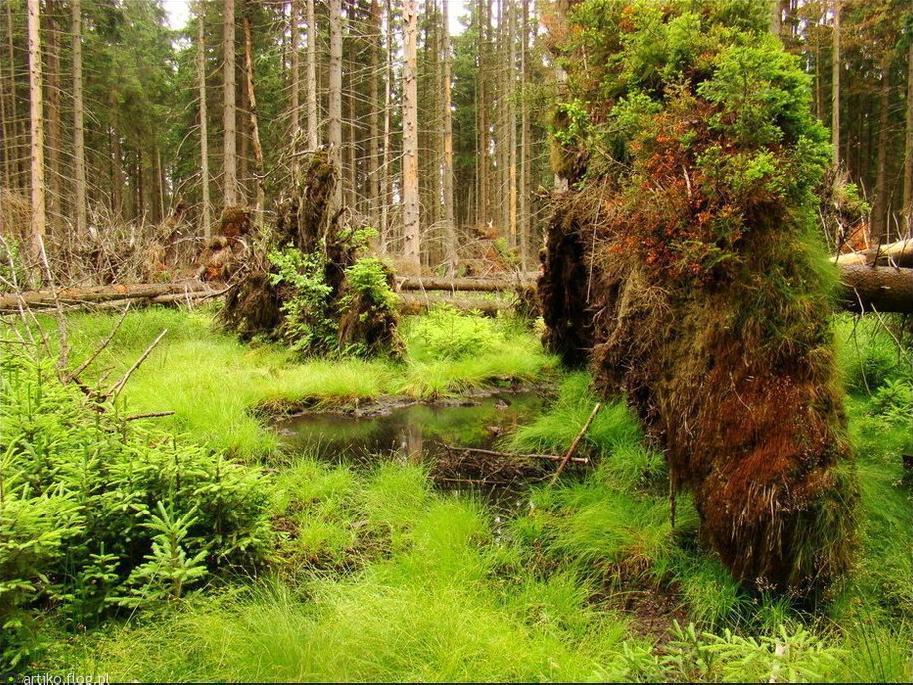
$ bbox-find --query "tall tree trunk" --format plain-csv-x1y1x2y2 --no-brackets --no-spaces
306,0,319,148
7,1,25,188
477,0,488,227
290,0,300,135
519,0,529,269
45,3,61,230
442,0,457,275
402,0,421,273
223,0,238,206
110,122,123,217
870,55,893,244
368,0,381,228
380,0,393,252
72,0,87,237
27,0,45,267
1,3,14,191
329,0,343,211
831,0,840,167
243,16,265,216
198,13,211,239
904,37,913,235
508,0,518,252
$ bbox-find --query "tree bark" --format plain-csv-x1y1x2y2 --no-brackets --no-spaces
831,0,840,166
508,0,518,251
290,0,300,135
367,0,381,228
870,53,893,244
519,0,530,269
402,0,421,274
306,0,319,149
442,0,457,275
242,16,265,215
27,0,45,267
223,0,238,206
45,2,61,229
380,0,393,253
198,13,211,239
72,0,87,237
839,265,913,314
328,0,343,212
477,0,489,228
903,38,913,235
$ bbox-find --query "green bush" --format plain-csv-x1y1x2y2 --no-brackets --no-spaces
407,305,503,361
0,348,272,667
268,247,336,353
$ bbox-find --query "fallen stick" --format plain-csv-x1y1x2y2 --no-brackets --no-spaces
443,444,589,465
550,402,602,486
122,410,176,422
105,328,168,400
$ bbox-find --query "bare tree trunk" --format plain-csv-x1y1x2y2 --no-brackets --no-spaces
831,0,840,166
27,0,45,267
329,0,343,211
1,4,14,192
6,1,25,188
306,0,318,148
290,0,300,135
477,0,488,228
367,0,381,228
110,121,124,217
442,0,457,275
504,1,520,248
156,147,166,221
72,0,87,237
904,38,913,235
242,16,265,216
198,13,211,239
223,0,238,206
519,0,529,269
46,3,61,230
402,0,421,273
380,0,393,253
870,54,892,245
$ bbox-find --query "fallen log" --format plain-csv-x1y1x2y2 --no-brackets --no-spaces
0,280,216,310
839,265,913,314
397,276,535,292
397,293,510,316
836,239,913,269
1,263,909,314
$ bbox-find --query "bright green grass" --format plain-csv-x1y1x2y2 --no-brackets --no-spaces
53,464,646,682
24,311,913,682
49,306,557,458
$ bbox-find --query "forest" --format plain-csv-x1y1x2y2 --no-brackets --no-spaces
0,0,911,682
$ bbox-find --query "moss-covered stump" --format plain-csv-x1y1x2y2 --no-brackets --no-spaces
220,151,400,357
540,0,857,596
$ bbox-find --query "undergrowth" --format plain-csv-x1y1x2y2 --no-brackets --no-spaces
9,310,910,681
45,306,556,458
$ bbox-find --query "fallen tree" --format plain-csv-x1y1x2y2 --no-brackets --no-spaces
3,263,907,314
837,239,913,269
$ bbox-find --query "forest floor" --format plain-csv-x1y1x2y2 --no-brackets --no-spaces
10,306,913,681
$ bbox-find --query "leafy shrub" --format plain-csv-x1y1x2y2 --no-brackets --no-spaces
0,348,272,667
268,247,336,353
407,305,503,361
659,622,843,682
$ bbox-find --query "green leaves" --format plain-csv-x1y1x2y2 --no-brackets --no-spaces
0,349,272,665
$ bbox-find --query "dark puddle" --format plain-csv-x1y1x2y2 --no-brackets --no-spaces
273,391,551,513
